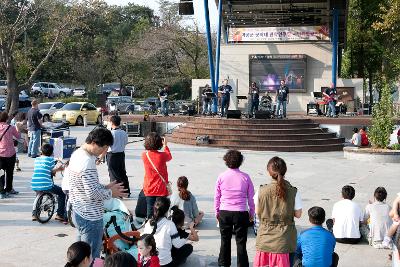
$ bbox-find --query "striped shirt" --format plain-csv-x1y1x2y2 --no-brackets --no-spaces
69,147,112,221
31,156,56,191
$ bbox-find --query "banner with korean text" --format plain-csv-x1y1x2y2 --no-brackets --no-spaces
228,26,330,42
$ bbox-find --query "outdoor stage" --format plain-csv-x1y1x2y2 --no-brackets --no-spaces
117,114,399,152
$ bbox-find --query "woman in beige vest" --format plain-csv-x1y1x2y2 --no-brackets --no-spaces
254,157,302,267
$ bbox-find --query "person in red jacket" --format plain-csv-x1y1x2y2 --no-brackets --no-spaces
142,132,172,218
360,126,369,147
138,234,160,267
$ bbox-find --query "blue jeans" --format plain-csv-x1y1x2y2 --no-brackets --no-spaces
276,100,287,118
250,100,259,117
202,100,211,114
49,185,66,217
161,100,169,116
221,96,229,117
72,211,103,259
328,101,336,116
28,130,41,156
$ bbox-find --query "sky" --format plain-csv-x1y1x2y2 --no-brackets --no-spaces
104,0,219,29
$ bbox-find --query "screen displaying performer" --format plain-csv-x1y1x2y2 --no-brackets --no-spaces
249,54,307,92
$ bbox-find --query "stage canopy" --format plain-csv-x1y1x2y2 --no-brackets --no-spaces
215,0,348,46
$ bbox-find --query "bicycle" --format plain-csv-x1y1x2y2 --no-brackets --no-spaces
32,159,70,224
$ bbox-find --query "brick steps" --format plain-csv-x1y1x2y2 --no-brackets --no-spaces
168,117,344,152
171,131,338,141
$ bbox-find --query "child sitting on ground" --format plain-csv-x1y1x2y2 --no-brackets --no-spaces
380,194,400,248
364,187,392,249
65,241,92,267
138,234,160,267
170,205,199,242
360,126,370,147
170,176,204,228
31,144,66,222
351,128,361,147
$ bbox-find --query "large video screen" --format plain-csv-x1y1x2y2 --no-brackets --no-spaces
249,54,307,92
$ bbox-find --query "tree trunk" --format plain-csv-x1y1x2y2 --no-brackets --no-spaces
5,60,19,115
368,71,373,114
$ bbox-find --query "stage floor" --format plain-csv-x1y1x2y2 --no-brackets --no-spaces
117,114,396,125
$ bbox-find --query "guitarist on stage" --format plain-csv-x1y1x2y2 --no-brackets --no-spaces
323,84,338,117
158,85,169,116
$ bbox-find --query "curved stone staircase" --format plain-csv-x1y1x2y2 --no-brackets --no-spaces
168,117,344,152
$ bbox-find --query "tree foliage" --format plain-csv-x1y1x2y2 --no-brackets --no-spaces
341,0,400,108
0,0,210,113
369,81,395,148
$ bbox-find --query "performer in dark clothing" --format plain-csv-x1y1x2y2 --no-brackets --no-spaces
249,82,260,118
276,80,289,118
202,84,213,115
218,79,233,117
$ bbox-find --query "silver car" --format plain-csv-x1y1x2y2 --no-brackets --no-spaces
31,82,73,97
38,102,65,122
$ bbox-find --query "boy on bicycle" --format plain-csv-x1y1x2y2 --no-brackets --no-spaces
31,144,66,222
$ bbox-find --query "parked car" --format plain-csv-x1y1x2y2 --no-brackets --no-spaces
106,96,135,114
52,102,101,126
96,83,120,95
0,96,32,113
38,102,65,122
0,80,7,95
72,87,86,97
31,82,73,97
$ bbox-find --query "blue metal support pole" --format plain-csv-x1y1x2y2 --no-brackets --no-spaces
203,0,217,113
332,8,339,88
214,0,223,113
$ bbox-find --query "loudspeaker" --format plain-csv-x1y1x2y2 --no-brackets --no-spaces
179,1,194,15
226,110,242,119
255,110,272,119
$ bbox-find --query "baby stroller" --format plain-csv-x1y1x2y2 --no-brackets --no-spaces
102,198,141,260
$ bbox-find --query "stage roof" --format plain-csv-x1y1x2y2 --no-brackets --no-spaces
216,0,348,46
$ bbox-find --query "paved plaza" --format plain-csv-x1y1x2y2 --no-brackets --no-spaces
0,126,398,267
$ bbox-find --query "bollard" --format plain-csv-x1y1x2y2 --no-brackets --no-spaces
83,113,88,127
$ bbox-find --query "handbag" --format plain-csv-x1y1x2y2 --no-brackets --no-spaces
146,151,172,196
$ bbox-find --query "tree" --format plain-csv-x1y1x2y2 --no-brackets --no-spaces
0,0,82,113
369,81,395,148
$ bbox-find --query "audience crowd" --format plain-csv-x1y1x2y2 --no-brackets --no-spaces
0,102,396,267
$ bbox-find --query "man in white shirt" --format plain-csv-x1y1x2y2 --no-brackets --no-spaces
331,185,364,244
99,115,130,196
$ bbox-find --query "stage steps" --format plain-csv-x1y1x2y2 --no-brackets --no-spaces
168,117,344,152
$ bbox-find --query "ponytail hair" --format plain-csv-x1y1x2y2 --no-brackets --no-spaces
150,197,171,235
267,156,287,200
170,205,185,227
177,176,190,201
65,241,91,267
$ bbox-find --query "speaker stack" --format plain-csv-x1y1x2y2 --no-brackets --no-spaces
226,110,242,119
255,110,272,119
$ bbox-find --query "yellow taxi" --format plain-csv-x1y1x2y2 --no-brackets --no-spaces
52,102,101,125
